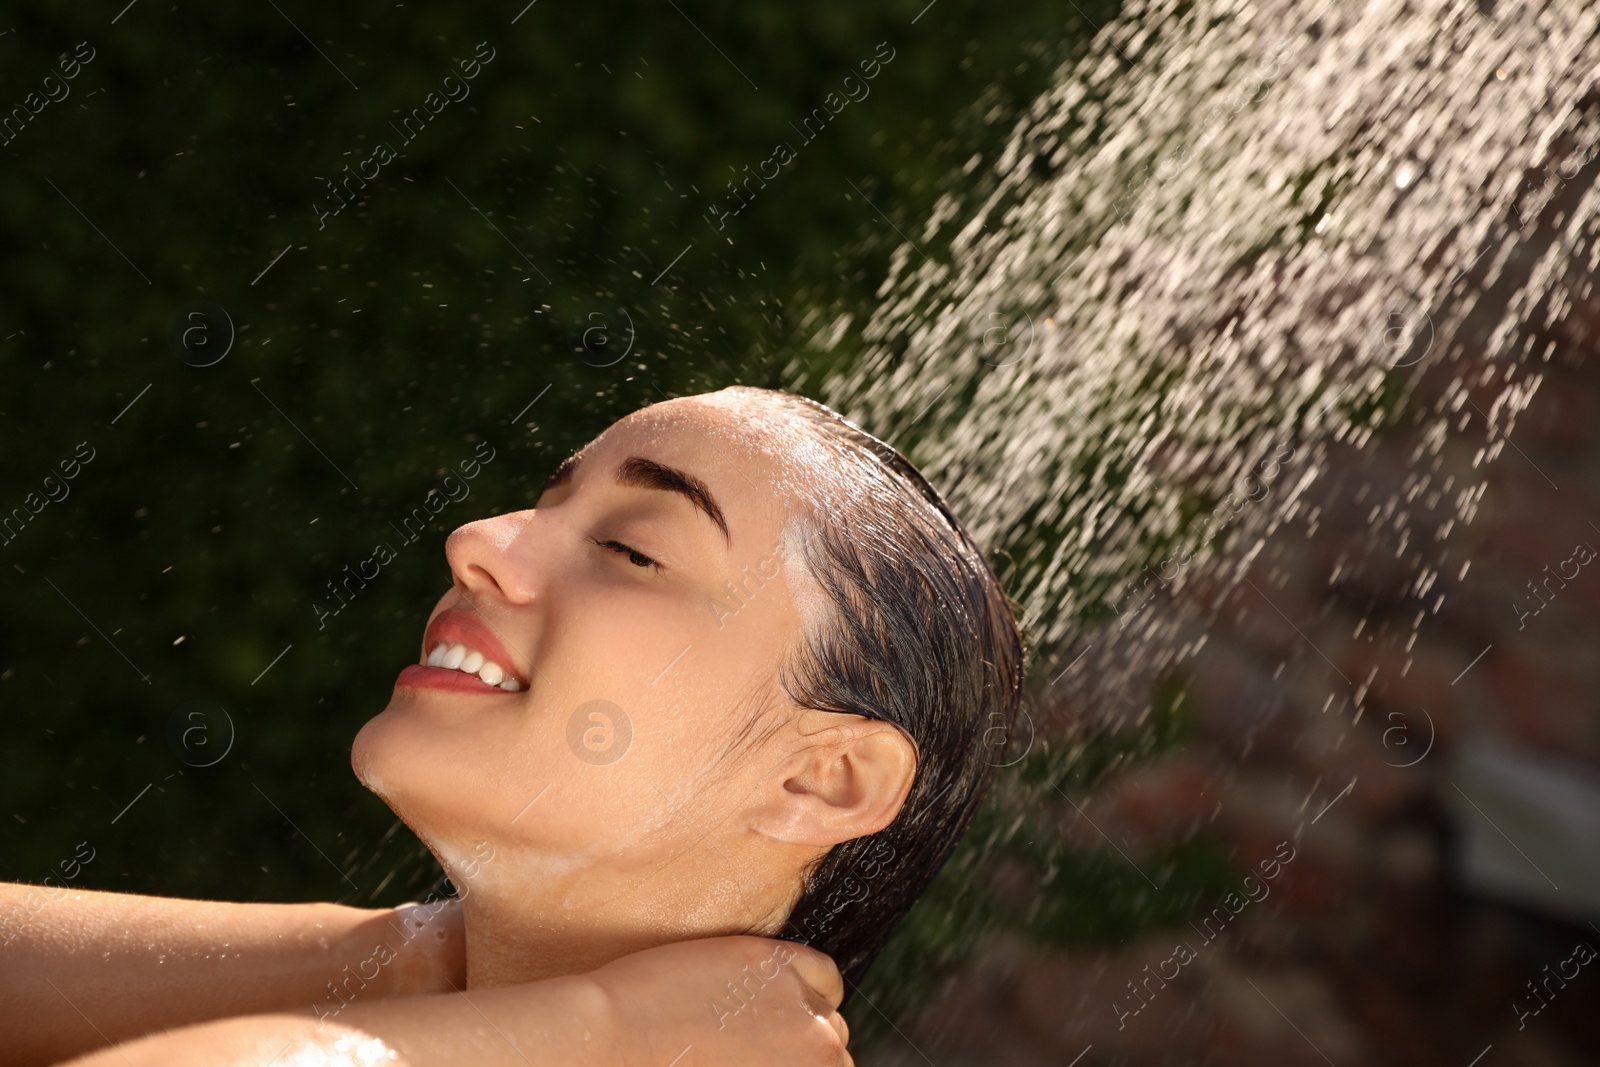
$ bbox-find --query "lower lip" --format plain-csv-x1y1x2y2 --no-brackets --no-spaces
395,663,520,695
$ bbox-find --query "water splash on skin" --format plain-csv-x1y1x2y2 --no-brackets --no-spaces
281,1032,399,1067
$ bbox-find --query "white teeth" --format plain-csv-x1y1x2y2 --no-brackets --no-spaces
421,639,523,692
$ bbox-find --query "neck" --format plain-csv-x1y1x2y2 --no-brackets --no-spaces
452,849,800,988
461,893,664,987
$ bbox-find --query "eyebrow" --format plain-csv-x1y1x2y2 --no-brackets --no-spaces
539,452,730,544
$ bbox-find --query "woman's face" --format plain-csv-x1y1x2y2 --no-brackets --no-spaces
352,389,835,910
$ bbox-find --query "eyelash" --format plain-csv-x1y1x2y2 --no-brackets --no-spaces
590,536,662,572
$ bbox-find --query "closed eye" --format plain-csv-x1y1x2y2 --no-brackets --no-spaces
590,536,662,571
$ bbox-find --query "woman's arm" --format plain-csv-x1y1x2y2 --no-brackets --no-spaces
0,883,463,1067
53,936,852,1067
54,981,609,1067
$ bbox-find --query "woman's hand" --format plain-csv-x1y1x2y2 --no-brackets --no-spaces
587,935,852,1067
350,897,468,997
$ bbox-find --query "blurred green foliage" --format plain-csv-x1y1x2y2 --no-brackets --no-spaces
0,0,1273,1051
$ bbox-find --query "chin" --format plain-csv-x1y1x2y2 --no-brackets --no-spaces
351,711,499,849
351,712,400,800
351,721,451,866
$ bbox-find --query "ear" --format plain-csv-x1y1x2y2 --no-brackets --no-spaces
746,709,918,847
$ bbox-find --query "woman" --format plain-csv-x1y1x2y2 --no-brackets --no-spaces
6,386,1026,1066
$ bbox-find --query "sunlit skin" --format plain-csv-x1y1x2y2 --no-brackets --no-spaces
352,387,920,989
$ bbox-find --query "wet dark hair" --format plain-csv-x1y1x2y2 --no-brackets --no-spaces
724,387,1027,995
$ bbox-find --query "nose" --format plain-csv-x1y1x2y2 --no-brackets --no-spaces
444,510,542,604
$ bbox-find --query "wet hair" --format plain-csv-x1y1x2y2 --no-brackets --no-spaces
723,387,1027,995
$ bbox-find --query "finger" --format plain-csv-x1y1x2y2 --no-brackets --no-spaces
813,1009,846,1048
810,1007,850,1066
783,943,844,1009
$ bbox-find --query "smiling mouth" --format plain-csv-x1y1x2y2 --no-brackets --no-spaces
421,642,526,691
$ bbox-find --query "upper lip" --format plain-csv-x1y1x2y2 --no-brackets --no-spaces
421,609,530,687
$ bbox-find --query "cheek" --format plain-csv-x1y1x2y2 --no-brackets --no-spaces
553,683,756,852
539,585,739,753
